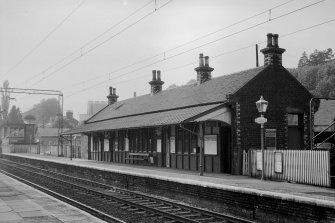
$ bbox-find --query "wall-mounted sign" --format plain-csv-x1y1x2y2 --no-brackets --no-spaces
156,139,162,153
104,139,109,152
265,129,276,149
204,135,217,155
274,152,283,173
125,138,129,152
256,151,262,170
170,136,175,153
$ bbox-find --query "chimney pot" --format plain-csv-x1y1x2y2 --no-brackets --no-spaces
107,86,118,105
133,92,136,98
273,34,279,47
260,33,285,66
152,70,157,80
199,53,204,67
267,33,273,47
157,70,161,80
149,70,164,95
195,54,214,84
204,56,209,67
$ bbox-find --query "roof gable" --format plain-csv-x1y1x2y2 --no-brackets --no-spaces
88,66,265,123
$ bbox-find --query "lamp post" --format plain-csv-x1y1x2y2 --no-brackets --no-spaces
255,96,268,180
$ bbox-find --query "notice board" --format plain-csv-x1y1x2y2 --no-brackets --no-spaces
204,135,217,155
265,129,276,149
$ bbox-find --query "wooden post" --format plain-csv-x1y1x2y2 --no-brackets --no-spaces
199,122,204,176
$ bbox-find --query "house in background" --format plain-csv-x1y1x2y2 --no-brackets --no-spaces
0,123,37,154
36,127,81,158
64,33,314,175
314,99,335,149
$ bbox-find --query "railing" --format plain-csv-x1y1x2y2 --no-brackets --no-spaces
243,149,330,187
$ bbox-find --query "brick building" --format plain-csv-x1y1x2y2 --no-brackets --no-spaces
65,34,314,175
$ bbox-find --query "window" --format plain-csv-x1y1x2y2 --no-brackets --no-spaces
287,113,303,149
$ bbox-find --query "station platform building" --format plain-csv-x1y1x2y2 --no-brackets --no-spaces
64,33,315,176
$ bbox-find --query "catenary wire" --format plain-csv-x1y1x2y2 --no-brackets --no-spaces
21,0,154,86
1,0,86,79
28,0,173,87
60,0,297,90
64,17,335,98
70,0,328,88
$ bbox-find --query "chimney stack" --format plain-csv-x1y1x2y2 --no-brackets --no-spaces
149,70,164,95
107,86,119,105
194,53,214,85
260,33,285,66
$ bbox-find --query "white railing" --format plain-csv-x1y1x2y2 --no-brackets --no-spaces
243,149,330,187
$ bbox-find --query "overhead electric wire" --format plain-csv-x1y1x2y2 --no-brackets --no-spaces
60,0,297,90
22,0,154,86
65,16,335,98
1,0,86,79
73,0,327,84
28,0,173,87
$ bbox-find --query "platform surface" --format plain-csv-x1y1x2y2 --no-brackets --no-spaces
4,153,335,209
0,168,106,223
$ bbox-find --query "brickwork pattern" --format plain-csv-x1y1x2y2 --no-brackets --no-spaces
232,66,313,173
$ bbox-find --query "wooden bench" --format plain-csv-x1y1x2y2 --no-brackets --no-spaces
125,153,150,162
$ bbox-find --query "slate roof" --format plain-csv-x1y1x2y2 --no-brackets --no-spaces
63,66,265,134
88,66,265,123
314,100,335,132
64,103,222,134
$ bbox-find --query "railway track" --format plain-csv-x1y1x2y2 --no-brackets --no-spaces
0,159,254,223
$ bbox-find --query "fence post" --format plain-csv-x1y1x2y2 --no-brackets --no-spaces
329,150,335,188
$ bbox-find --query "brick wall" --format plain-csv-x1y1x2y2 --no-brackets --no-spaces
3,155,335,223
232,65,313,173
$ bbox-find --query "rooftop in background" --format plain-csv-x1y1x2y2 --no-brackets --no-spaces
314,99,335,132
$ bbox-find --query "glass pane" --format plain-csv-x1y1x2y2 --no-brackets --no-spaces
288,114,299,126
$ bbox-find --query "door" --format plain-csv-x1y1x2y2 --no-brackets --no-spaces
288,114,303,149
220,126,231,173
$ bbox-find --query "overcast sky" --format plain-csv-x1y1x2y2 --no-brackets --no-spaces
0,0,334,119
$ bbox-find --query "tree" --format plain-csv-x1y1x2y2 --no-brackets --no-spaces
23,98,60,125
7,106,24,124
1,80,10,120
298,48,334,67
297,51,309,68
24,114,36,124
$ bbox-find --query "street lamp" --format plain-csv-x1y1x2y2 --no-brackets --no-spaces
255,96,268,180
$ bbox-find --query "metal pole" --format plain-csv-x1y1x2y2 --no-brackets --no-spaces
199,122,204,176
61,94,64,156
256,44,259,67
261,123,265,180
70,135,73,161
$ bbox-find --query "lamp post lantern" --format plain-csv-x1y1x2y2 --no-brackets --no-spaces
255,96,268,180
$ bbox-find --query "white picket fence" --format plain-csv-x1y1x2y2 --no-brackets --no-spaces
243,149,330,187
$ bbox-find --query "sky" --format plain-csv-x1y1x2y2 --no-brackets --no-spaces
0,0,334,120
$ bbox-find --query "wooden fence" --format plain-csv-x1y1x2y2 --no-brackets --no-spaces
4,144,39,154
243,149,330,187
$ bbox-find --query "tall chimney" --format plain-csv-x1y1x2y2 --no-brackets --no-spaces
260,33,285,66
194,53,214,84
107,86,119,105
149,70,164,95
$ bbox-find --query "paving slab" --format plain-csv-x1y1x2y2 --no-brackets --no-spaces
0,170,107,223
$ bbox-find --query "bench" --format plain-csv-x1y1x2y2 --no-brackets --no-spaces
125,153,150,162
